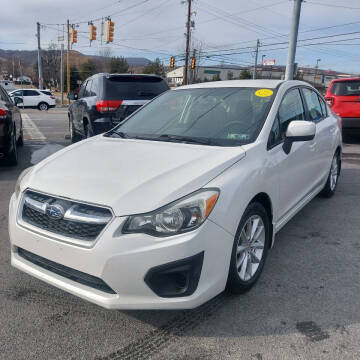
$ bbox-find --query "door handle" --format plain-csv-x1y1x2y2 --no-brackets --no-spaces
309,141,316,150
330,126,336,133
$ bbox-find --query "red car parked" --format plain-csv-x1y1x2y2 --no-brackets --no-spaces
325,77,360,134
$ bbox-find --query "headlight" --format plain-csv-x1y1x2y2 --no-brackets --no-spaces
15,166,33,198
122,189,219,237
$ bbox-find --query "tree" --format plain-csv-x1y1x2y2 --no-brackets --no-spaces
227,71,234,80
143,58,165,77
42,43,61,88
110,57,129,73
239,69,252,79
80,59,97,81
97,47,112,72
64,66,82,91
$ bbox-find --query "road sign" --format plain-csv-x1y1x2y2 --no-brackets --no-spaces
263,59,275,66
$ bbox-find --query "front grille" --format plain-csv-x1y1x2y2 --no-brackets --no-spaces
18,247,116,294
21,190,112,241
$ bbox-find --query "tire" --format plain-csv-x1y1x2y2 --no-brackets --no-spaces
38,102,49,111
85,122,93,139
6,130,18,166
17,126,24,147
69,117,81,143
319,152,341,198
226,202,270,294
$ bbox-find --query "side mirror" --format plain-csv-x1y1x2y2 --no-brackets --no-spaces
14,97,23,106
283,120,316,154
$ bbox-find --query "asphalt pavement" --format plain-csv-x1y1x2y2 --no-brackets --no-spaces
0,108,360,360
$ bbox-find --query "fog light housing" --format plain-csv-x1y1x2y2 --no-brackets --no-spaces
144,252,204,298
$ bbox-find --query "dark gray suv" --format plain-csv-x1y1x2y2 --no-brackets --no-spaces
68,73,169,141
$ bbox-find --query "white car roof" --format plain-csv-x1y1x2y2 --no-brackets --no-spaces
176,79,286,90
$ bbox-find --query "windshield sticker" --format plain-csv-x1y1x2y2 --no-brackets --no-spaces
255,89,273,97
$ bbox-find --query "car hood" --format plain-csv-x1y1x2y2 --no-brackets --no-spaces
24,136,246,216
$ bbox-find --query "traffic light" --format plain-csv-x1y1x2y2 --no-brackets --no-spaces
71,29,77,44
170,56,175,69
106,20,115,43
191,57,196,70
89,24,97,41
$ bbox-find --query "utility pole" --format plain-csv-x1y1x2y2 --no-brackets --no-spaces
253,39,260,80
67,20,71,105
60,43,64,106
285,0,302,80
183,0,192,85
100,18,104,45
36,22,44,89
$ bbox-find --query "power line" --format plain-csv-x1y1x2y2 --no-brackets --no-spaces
306,1,360,10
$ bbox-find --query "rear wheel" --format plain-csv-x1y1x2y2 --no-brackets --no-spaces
69,117,81,143
226,202,270,294
38,102,49,111
6,129,18,166
320,152,340,198
17,126,24,146
85,122,93,138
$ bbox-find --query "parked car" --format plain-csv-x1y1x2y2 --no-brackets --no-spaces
325,77,360,134
9,80,341,309
67,73,169,141
0,86,23,165
8,89,56,110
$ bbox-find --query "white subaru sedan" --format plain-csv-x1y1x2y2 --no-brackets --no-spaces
9,80,342,309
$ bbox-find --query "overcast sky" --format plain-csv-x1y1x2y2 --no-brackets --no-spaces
1,0,360,73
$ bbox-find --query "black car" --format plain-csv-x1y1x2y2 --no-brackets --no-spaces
68,73,169,141
0,85,23,166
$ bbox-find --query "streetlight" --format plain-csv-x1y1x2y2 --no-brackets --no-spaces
314,58,321,84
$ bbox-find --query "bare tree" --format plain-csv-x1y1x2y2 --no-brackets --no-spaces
97,47,112,72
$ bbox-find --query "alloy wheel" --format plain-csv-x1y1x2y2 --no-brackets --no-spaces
236,215,265,281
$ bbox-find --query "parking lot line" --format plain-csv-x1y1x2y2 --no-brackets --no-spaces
22,113,46,141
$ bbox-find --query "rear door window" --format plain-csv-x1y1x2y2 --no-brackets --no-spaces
331,81,360,96
104,76,169,100
85,80,93,97
23,90,40,96
302,88,323,123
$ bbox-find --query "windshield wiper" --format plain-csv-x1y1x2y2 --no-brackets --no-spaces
104,130,129,138
155,134,217,145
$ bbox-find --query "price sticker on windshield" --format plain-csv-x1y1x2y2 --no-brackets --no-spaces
255,89,273,97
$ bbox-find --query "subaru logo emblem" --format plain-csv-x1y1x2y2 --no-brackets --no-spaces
45,204,65,220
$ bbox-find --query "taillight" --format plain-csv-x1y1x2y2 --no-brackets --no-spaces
0,108,7,120
325,97,334,107
96,100,123,113
50,96,55,99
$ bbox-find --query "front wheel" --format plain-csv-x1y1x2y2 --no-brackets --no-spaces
319,152,340,198
226,202,270,294
38,102,49,111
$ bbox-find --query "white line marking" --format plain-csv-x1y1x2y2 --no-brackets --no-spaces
22,113,46,141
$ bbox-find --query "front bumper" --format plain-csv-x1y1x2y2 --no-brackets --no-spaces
9,193,233,309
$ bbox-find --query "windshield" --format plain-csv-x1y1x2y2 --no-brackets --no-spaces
331,81,360,96
112,87,276,146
